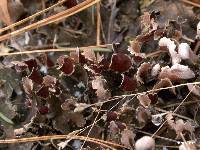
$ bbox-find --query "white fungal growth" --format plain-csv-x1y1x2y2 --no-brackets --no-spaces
197,21,200,36
135,136,155,150
158,37,172,47
159,37,181,65
178,43,190,60
171,64,195,79
151,64,161,77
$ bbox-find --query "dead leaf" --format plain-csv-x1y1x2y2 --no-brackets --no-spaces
92,76,107,89
0,0,24,25
38,54,54,68
106,111,118,122
108,121,119,134
69,112,86,127
153,78,176,95
43,75,57,87
136,106,151,127
61,99,76,111
129,40,142,54
187,85,200,97
140,12,151,27
166,113,194,139
36,86,49,99
22,77,33,95
96,86,110,100
120,75,137,91
92,76,110,100
57,56,75,76
137,95,151,108
11,61,28,72
159,64,195,81
42,75,59,94
136,62,151,84
120,129,135,149
24,58,38,71
28,69,43,84
110,53,132,73
81,49,96,62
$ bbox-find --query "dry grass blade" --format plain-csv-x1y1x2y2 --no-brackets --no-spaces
96,2,101,46
0,0,68,33
0,44,112,56
0,135,127,150
0,0,101,42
